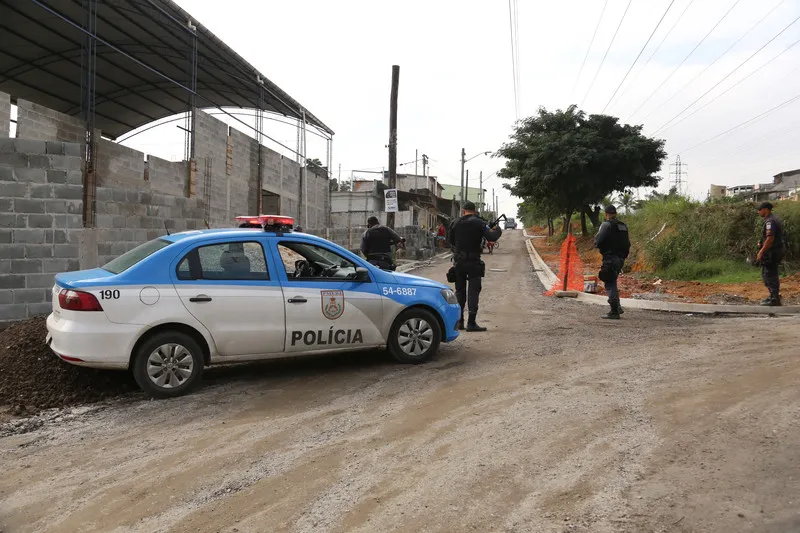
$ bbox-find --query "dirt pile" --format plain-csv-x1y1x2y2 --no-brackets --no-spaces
0,317,140,414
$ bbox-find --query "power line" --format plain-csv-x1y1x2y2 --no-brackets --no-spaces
514,0,521,115
571,0,610,101
679,90,800,154
643,0,786,121
626,0,742,121
609,0,695,111
580,0,633,109
654,18,800,135
602,0,675,113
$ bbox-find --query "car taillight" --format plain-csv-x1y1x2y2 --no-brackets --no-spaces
58,289,103,311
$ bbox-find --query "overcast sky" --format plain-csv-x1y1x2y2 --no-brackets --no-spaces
123,0,800,217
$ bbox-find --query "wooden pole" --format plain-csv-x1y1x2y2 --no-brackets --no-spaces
387,65,399,229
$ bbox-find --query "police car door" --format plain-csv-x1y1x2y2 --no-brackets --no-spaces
172,238,286,356
274,240,384,353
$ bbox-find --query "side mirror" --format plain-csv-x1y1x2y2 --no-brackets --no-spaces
350,267,370,282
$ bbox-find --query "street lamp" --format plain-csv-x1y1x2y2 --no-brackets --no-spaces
460,149,492,203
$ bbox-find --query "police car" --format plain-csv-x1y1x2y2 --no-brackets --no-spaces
46,215,461,398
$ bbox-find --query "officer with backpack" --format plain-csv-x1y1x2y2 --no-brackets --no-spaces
756,202,785,306
594,205,631,320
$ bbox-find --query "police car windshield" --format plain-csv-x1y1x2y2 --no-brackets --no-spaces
102,238,172,274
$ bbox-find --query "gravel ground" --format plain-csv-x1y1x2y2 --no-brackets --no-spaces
1,231,799,533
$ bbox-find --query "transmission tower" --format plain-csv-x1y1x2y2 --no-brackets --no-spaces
669,155,688,195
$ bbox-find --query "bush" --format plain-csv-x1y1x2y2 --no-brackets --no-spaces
658,259,756,282
625,197,800,276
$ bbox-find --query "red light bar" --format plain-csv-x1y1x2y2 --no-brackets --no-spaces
234,215,294,229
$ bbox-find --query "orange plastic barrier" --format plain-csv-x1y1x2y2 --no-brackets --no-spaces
545,233,585,295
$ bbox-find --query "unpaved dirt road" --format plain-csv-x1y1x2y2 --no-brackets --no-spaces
2,231,800,533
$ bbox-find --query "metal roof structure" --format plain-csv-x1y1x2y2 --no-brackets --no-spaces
0,0,333,140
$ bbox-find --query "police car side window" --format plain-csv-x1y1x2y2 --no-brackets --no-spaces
177,241,269,281
278,242,358,280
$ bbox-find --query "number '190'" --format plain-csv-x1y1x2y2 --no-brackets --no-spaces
100,289,120,300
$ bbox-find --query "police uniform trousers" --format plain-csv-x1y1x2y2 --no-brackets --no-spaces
602,253,624,309
761,250,782,297
454,257,482,316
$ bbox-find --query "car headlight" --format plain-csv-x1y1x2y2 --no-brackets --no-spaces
441,289,458,305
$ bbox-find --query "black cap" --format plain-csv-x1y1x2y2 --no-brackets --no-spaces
604,205,617,214
367,216,380,226
758,201,773,210
463,201,476,211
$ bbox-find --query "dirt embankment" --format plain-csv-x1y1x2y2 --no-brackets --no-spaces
528,226,800,305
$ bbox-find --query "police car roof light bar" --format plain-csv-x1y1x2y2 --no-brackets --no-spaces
235,214,294,233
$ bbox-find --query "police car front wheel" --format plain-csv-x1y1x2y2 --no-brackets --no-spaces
132,331,205,398
388,308,441,364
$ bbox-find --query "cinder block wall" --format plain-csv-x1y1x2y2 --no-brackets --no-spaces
0,94,332,329
0,138,85,324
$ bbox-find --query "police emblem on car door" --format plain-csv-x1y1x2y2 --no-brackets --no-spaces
321,290,345,319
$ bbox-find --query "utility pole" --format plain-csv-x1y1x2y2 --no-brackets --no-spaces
465,170,470,204
492,188,495,217
415,148,418,176
387,65,399,229
459,148,466,204
422,154,428,178
479,171,483,215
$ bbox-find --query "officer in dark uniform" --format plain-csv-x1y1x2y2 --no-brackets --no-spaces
360,216,405,271
594,205,630,320
756,201,784,306
448,201,502,331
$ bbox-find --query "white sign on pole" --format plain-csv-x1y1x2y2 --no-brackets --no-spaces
384,188,399,212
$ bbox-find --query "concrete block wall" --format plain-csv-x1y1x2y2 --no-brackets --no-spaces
0,91,9,137
147,156,186,197
96,139,146,191
0,138,85,326
16,99,86,143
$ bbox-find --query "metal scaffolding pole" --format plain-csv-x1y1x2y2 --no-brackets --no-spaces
81,0,98,228
326,137,332,226
184,20,197,162
256,77,265,214
302,109,308,228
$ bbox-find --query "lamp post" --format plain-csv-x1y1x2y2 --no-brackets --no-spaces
460,150,491,204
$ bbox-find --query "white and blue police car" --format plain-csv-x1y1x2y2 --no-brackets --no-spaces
46,215,461,398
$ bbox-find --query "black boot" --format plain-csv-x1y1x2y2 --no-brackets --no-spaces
761,293,782,306
466,314,487,332
456,318,465,330
602,305,621,320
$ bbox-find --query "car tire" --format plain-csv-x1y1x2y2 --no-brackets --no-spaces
132,331,204,399
388,308,441,364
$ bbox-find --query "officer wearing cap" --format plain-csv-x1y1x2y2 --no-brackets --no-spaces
756,201,784,306
594,205,631,319
361,216,405,271
448,201,502,331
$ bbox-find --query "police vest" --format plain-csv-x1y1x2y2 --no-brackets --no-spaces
452,215,485,255
605,219,631,258
363,226,395,255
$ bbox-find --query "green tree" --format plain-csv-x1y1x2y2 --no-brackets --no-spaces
497,105,667,235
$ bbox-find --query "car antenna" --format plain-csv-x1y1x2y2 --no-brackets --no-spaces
204,219,210,229
164,221,171,236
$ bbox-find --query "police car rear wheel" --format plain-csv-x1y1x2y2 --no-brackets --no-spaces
133,332,204,398
389,309,441,364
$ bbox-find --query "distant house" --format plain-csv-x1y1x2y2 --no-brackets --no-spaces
711,168,800,202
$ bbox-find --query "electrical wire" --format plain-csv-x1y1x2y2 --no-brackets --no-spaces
626,0,742,121
679,90,800,154
515,0,521,115
610,0,695,110
571,0,610,101
654,19,800,134
580,0,633,109
602,0,675,113
643,0,786,122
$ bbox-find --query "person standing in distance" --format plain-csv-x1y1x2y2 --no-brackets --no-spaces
448,201,502,331
361,216,405,271
594,205,630,320
756,201,784,306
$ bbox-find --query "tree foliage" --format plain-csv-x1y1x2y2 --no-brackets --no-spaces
497,105,667,233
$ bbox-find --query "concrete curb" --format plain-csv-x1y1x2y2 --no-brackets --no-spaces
523,228,800,316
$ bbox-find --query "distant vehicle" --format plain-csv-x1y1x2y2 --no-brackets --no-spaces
505,218,518,230
46,215,461,398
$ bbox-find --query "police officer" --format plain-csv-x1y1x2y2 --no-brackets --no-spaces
594,205,630,320
360,216,405,271
756,201,784,306
448,201,502,331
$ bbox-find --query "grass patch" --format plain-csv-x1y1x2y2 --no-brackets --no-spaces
657,259,761,283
